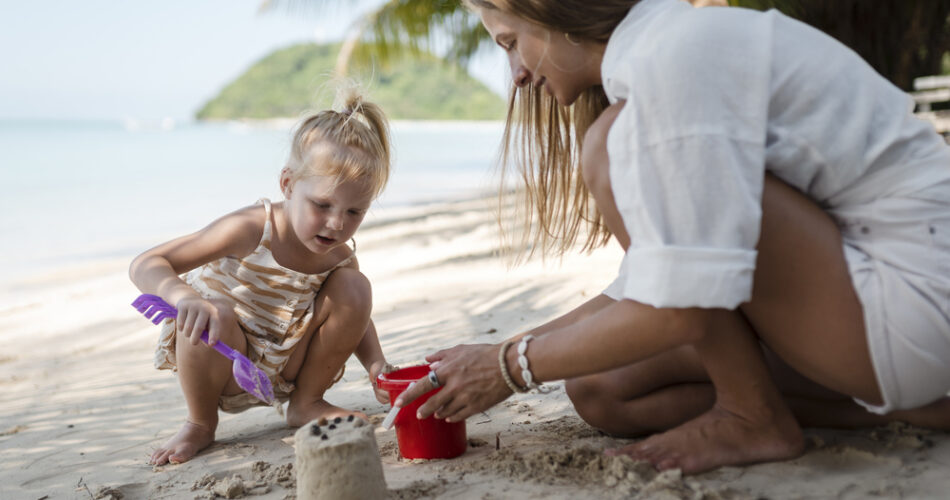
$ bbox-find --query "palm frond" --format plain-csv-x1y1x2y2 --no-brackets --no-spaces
264,0,950,89
260,0,491,75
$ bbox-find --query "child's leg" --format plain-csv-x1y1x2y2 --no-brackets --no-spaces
282,267,372,427
151,301,247,465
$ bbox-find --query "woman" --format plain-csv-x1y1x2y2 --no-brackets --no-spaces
395,0,950,474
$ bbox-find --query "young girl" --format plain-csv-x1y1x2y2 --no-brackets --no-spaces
394,0,950,475
130,88,394,466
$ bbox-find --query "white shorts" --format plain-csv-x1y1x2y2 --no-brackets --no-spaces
833,185,950,414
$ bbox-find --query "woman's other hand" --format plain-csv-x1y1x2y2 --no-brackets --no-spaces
394,343,514,423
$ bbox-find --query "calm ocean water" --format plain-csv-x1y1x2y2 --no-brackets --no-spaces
0,119,505,284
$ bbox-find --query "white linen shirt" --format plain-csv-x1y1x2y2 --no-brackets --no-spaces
601,0,950,308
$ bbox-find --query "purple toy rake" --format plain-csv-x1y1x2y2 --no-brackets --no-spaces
132,293,276,405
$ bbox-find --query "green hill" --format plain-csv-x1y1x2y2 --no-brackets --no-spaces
196,43,506,121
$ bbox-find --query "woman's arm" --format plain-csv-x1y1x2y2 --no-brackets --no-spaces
398,299,714,422
424,294,616,376
502,293,617,344
506,300,709,386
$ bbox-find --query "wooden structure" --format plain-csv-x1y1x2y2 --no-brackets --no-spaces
912,75,950,136
912,75,950,112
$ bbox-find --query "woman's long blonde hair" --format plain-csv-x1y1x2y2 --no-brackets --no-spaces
464,0,638,261
285,85,391,200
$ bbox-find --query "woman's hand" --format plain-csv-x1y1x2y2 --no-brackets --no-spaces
175,296,235,346
394,343,513,423
369,361,397,404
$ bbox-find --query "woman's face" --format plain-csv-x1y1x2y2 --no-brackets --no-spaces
479,7,602,105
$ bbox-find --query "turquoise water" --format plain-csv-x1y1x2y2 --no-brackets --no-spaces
0,119,504,283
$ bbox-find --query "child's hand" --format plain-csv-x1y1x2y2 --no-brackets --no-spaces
175,297,235,346
369,361,397,404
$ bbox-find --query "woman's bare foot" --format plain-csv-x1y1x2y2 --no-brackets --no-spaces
890,397,950,430
608,404,804,474
149,421,215,466
286,398,368,427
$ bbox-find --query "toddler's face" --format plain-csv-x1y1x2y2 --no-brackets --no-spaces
283,174,373,255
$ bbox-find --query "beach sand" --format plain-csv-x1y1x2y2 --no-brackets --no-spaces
2,195,948,499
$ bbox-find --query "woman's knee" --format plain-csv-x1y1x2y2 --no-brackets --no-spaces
566,375,622,428
565,375,597,404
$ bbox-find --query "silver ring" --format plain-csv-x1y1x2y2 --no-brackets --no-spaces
427,370,441,388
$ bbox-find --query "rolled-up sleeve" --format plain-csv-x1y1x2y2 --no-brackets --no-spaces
607,122,766,308
599,1,774,309
602,251,630,301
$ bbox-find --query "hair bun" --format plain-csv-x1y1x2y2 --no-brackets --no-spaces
337,82,365,117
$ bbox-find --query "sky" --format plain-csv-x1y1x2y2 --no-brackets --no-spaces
0,0,508,122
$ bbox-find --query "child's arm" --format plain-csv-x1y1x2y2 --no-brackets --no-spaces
355,320,394,404
129,205,264,345
341,255,393,403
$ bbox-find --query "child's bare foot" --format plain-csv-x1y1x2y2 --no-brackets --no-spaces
607,404,804,474
286,398,368,427
149,421,215,466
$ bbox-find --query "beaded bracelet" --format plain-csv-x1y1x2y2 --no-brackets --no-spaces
517,335,551,394
498,340,527,393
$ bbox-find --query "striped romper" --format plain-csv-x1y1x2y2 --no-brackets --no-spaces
155,198,351,413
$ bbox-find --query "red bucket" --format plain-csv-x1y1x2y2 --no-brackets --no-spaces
377,364,467,459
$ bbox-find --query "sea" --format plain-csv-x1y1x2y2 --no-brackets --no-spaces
0,119,506,286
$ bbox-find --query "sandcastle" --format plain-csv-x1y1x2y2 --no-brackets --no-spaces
294,415,387,500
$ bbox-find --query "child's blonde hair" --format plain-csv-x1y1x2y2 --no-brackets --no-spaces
285,86,391,199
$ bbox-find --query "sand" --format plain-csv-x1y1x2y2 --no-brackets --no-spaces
2,194,949,499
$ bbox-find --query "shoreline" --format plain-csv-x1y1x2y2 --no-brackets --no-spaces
0,191,499,306
197,117,506,129
0,117,506,132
